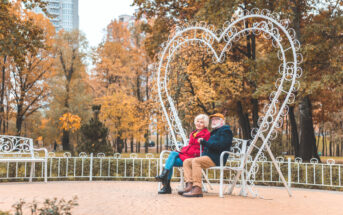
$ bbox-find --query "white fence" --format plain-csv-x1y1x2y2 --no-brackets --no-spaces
0,153,342,190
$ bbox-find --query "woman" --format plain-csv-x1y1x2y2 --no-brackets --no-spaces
155,114,210,194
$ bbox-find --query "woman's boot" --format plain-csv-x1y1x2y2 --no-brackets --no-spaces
158,179,171,194
155,168,169,182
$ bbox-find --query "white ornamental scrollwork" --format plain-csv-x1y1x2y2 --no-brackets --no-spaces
113,153,121,159
79,152,88,158
130,153,138,159
63,152,71,157
0,136,32,153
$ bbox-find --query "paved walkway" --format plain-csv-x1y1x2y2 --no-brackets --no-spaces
0,181,342,215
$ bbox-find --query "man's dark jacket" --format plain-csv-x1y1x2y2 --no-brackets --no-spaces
200,125,233,166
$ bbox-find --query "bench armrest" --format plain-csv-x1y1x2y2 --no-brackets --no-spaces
220,151,247,166
159,150,172,170
159,150,172,159
33,147,48,159
220,151,232,167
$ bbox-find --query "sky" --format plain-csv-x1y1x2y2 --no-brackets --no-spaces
79,0,137,48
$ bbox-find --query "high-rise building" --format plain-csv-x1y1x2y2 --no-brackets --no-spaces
34,0,79,32
118,14,135,24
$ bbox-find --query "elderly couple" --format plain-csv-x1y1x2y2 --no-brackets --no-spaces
155,113,233,197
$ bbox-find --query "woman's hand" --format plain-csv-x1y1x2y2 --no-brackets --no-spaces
198,138,203,144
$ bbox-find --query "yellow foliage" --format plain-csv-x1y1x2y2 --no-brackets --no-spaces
59,113,81,133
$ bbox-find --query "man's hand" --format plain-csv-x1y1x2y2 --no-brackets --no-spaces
198,138,203,144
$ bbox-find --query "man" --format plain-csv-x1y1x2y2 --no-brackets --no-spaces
181,113,233,197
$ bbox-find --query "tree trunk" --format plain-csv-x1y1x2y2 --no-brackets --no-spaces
5,102,9,133
329,133,332,156
130,137,134,153
236,101,251,140
156,131,159,153
165,135,169,150
16,95,25,135
62,130,71,151
116,136,123,153
2,114,5,134
16,114,23,136
323,130,326,156
144,130,149,153
124,139,127,153
288,106,299,157
251,98,259,129
0,56,7,133
286,114,290,154
299,96,320,162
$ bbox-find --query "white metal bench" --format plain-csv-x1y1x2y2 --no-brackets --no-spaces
158,137,249,197
0,135,48,182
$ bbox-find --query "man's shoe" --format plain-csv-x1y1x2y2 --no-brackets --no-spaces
158,179,172,194
178,182,193,195
155,168,169,182
182,186,203,197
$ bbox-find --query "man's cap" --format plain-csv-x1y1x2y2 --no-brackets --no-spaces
210,113,225,120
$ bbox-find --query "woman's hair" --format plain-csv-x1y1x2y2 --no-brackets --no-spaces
194,114,209,127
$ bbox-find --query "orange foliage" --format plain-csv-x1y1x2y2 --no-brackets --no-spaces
59,113,81,133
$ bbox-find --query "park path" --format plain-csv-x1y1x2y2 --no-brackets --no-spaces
0,181,342,215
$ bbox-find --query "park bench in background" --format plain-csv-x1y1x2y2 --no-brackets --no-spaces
0,135,48,182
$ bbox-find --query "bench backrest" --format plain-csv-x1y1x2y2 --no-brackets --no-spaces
0,135,34,156
231,138,248,156
228,138,248,167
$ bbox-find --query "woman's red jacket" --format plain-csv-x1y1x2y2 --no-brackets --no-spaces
178,128,210,161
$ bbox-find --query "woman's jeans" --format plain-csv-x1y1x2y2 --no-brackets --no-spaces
164,151,183,180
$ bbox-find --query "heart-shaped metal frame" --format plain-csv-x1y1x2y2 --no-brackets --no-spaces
157,8,302,197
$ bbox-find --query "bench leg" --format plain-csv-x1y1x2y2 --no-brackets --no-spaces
220,167,224,197
177,168,184,191
157,164,163,191
201,169,213,192
29,162,35,182
239,170,247,196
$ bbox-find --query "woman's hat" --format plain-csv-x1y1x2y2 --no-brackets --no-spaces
210,113,225,120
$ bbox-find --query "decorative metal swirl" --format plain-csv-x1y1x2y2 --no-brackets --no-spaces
0,135,33,154
63,152,71,157
113,153,121,159
129,153,138,159
145,153,154,158
79,152,88,157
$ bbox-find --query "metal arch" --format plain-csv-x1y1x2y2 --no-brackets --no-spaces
157,10,301,145
161,26,288,148
156,9,302,197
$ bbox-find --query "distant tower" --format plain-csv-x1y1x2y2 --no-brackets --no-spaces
34,0,79,32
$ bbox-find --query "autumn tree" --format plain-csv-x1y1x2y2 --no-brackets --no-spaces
9,12,55,135
51,30,92,151
93,19,152,153
0,0,48,134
